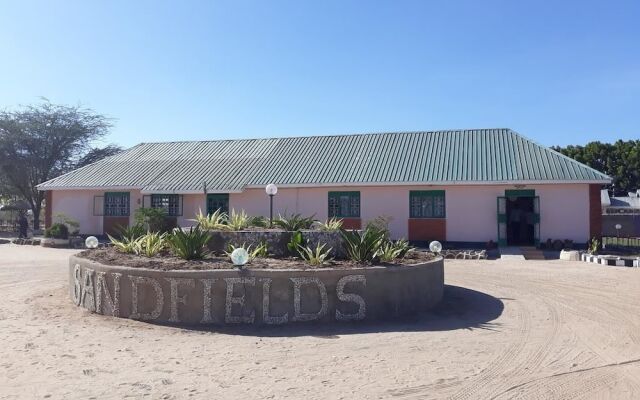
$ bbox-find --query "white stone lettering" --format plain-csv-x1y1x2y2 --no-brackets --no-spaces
165,278,195,323
224,277,255,324
72,264,82,305
260,278,288,325
81,268,96,312
335,275,366,321
200,278,218,324
129,276,164,320
290,277,328,322
95,271,122,317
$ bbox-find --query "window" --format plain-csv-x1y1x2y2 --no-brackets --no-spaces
151,194,182,216
207,194,229,215
328,191,360,218
410,190,445,218
104,192,130,217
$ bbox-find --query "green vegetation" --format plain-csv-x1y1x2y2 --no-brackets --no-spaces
227,209,251,230
588,237,601,255
44,223,69,239
53,213,80,235
166,225,210,260
286,231,305,256
135,207,169,233
116,224,147,241
194,208,228,230
274,213,316,231
341,226,386,263
297,243,332,266
379,239,413,262
317,217,343,231
135,232,167,257
553,140,640,195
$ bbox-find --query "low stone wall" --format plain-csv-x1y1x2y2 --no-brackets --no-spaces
68,255,444,326
207,230,345,258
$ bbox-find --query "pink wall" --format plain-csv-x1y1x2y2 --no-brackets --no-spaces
50,183,592,242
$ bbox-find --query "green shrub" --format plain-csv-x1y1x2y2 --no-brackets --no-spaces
53,213,80,235
274,213,316,231
135,207,169,233
193,208,229,230
115,224,146,241
167,225,210,260
286,231,305,256
317,217,343,231
44,223,69,239
297,243,332,266
341,226,386,263
227,209,251,230
135,232,167,257
379,239,414,262
108,234,139,254
588,237,600,255
365,216,392,240
248,215,269,228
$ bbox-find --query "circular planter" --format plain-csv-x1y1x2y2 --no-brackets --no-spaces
68,255,444,326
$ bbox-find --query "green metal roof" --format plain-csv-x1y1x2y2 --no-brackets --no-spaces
37,129,611,192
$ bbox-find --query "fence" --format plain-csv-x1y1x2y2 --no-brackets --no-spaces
602,236,640,252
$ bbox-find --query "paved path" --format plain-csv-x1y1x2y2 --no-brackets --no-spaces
0,244,639,399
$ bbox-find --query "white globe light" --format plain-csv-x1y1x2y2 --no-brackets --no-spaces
85,236,99,249
265,184,278,196
615,224,622,230
230,247,249,266
429,240,442,254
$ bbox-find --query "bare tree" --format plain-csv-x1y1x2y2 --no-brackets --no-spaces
0,100,114,229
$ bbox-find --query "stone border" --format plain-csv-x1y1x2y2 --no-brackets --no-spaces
441,250,488,260
69,255,444,326
581,253,639,268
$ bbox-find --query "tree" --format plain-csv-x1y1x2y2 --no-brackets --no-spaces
552,140,640,196
0,101,114,229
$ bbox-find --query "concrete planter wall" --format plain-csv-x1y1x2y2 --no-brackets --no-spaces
206,230,345,258
68,255,444,326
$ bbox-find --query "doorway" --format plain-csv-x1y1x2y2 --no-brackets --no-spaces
506,196,535,246
497,191,540,247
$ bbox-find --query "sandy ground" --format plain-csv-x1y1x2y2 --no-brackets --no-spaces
0,244,639,399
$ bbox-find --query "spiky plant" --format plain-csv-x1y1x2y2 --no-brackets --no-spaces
317,217,343,231
297,243,332,266
193,208,229,230
166,225,211,260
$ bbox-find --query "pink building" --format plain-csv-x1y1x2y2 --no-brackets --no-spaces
38,129,610,246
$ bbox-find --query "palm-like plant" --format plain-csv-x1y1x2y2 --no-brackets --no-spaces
166,225,211,260
273,213,316,231
134,232,167,257
378,239,414,262
317,217,343,231
297,243,332,266
341,227,386,263
193,208,229,230
227,209,251,230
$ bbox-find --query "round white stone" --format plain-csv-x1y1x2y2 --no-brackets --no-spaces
230,248,249,266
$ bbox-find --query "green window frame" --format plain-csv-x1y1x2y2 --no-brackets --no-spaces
207,194,229,215
410,190,446,218
104,192,130,217
151,194,182,216
328,191,360,218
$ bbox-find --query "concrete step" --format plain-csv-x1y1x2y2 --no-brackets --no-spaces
499,247,526,261
520,246,546,260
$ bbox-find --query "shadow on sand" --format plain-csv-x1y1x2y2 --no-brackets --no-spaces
169,285,505,338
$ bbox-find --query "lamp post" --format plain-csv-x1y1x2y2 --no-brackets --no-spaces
265,184,278,227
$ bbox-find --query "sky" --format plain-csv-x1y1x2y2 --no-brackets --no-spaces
0,0,638,149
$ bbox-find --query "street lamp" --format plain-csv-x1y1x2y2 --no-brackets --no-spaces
265,184,278,227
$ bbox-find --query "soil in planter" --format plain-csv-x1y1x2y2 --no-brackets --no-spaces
78,247,436,271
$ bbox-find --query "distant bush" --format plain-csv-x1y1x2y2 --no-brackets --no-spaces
44,223,69,239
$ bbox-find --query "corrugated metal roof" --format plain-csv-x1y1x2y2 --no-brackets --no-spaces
37,129,611,192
